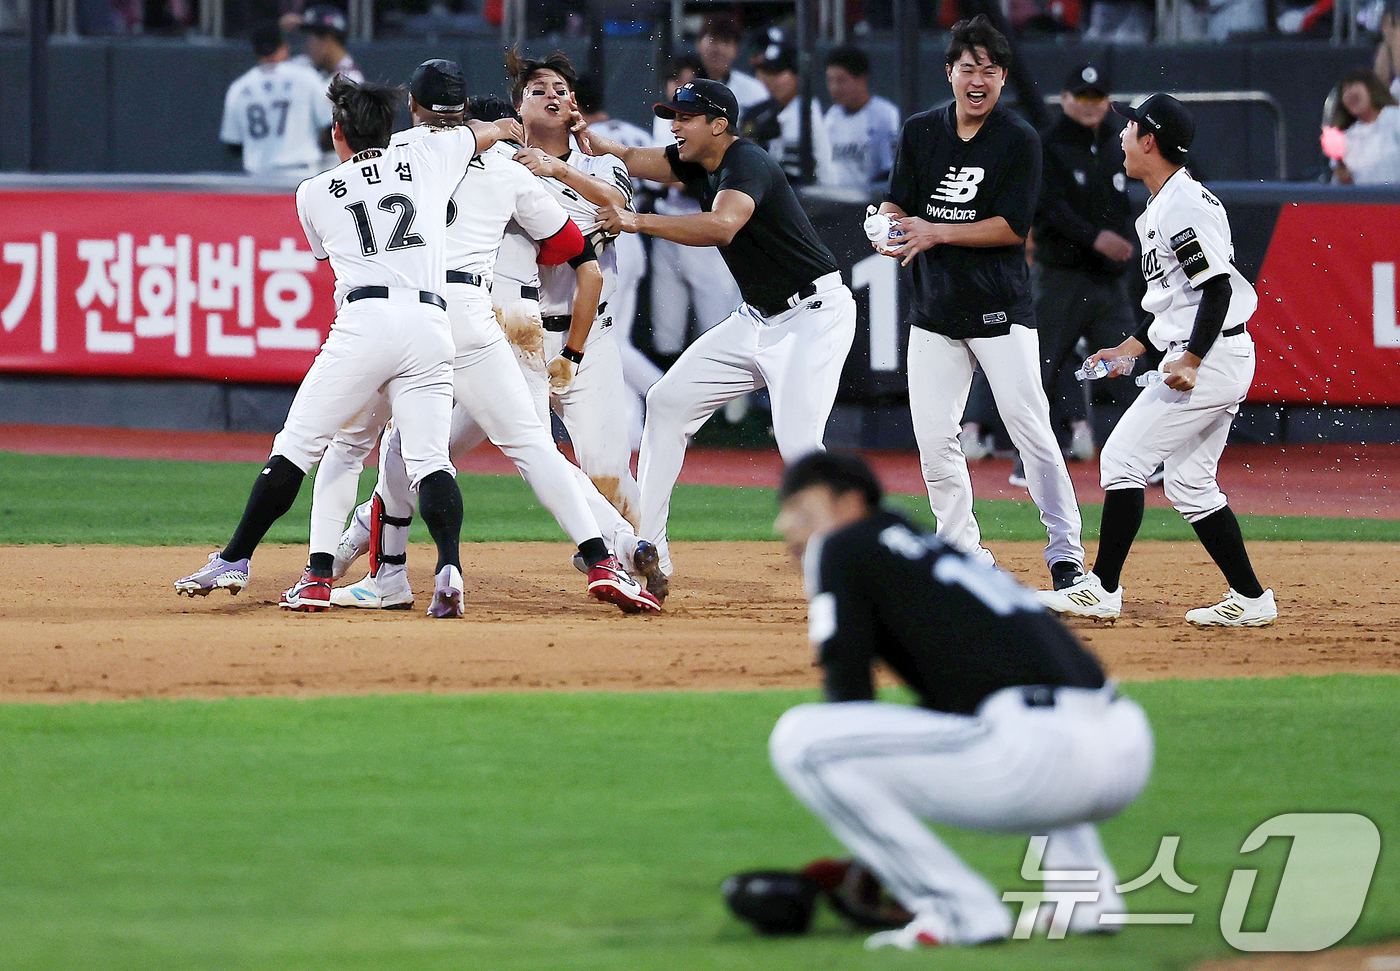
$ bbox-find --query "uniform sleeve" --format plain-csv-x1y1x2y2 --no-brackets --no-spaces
429,126,480,178
603,155,635,211
805,535,878,703
511,163,571,241
295,183,328,261
1163,199,1232,288
885,118,919,212
220,86,243,146
714,144,772,207
990,126,1041,237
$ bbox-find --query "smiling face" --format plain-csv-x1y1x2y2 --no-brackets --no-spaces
517,69,573,133
946,47,1005,123
670,111,724,162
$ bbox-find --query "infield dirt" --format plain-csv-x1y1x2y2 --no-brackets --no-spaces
1,540,1396,702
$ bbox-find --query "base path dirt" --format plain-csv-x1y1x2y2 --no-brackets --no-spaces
1,541,1396,702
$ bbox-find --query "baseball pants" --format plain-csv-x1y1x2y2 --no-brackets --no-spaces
275,289,455,545
1099,333,1256,522
648,238,742,355
639,274,857,575
769,684,1153,944
610,235,664,451
908,325,1085,569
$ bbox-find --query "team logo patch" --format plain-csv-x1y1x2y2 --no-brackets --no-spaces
930,166,985,203
982,311,1008,325
1170,227,1198,248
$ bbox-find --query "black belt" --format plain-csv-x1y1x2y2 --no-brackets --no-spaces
1222,324,1246,337
752,282,819,319
543,301,606,333
346,286,446,311
445,271,486,287
502,285,540,301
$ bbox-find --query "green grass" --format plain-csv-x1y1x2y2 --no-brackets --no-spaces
0,676,1396,970
2,451,1397,546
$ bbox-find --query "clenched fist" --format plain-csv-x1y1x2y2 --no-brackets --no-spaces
547,355,575,393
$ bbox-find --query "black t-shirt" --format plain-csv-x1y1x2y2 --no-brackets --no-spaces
1033,114,1136,277
667,139,838,313
886,102,1041,339
806,509,1105,715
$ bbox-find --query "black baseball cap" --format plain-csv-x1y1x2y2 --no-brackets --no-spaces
410,59,466,114
654,78,739,128
754,42,798,75
300,4,348,38
1064,62,1108,96
1114,93,1195,159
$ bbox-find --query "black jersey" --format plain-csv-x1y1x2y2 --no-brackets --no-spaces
804,509,1105,715
1032,114,1135,278
667,139,839,314
886,102,1041,339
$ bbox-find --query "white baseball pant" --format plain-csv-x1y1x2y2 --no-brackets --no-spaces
639,274,857,575
648,238,742,355
1099,333,1256,522
769,685,1153,944
907,325,1085,569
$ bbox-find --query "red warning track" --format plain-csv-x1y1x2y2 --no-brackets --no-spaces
1,423,1394,520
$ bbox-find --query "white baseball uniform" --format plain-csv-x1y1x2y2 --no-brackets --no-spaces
1098,168,1258,519
824,94,901,191
221,60,332,175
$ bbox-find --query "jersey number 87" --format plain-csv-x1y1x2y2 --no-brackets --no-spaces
246,101,290,140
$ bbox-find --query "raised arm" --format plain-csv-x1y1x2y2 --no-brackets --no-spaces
575,124,678,184
596,187,755,248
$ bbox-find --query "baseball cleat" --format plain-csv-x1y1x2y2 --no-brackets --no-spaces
571,552,589,575
1038,572,1122,620
280,568,332,612
1186,588,1277,627
330,568,414,610
632,540,670,604
175,553,250,597
427,564,464,619
1008,456,1028,489
588,556,661,614
332,501,373,579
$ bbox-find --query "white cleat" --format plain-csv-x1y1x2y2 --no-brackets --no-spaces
330,569,414,610
332,502,373,580
1186,588,1277,627
1038,572,1122,620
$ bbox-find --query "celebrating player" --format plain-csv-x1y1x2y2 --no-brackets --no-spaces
768,451,1152,948
579,77,858,602
1040,95,1278,627
176,78,511,617
875,15,1086,591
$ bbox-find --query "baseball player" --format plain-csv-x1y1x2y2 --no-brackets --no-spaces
770,451,1153,948
507,50,642,529
823,45,902,192
580,78,858,601
311,63,660,615
176,78,511,616
289,5,364,84
1040,95,1278,627
220,22,331,176
875,15,1086,590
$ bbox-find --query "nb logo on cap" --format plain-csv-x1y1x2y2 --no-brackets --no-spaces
1082,67,1098,84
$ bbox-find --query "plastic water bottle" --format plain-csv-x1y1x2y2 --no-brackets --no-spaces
1074,355,1135,381
1135,370,1166,388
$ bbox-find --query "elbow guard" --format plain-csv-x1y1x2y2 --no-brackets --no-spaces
537,219,585,267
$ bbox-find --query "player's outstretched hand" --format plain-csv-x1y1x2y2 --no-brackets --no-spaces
495,118,525,144
596,206,639,235
513,147,567,179
547,355,575,393
888,217,942,267
1162,354,1200,391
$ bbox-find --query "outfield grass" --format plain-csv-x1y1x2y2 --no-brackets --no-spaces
0,676,1396,971
2,451,1397,545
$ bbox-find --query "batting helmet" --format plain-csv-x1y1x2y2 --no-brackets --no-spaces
721,870,821,935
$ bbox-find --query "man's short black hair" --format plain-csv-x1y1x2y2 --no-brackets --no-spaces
467,96,518,123
945,14,1012,70
779,452,883,508
251,20,285,58
506,48,578,108
327,76,399,153
825,46,871,78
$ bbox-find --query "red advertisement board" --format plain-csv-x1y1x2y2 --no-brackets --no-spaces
0,190,334,385
1251,203,1400,406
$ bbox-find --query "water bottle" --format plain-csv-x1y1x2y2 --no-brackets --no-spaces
1135,370,1166,388
1074,355,1135,381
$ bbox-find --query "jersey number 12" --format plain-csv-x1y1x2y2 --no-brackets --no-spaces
345,195,426,257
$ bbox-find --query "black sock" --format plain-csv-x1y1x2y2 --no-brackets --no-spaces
1191,506,1265,598
1050,560,1082,590
307,552,334,577
1092,488,1144,593
222,456,305,562
417,470,462,573
578,537,610,569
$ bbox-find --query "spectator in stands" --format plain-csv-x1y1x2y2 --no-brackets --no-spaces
1329,69,1400,185
744,41,836,186
823,45,901,192
1373,12,1400,101
1083,0,1152,41
696,14,769,111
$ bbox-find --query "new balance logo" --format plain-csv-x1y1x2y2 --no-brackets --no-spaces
1068,590,1102,608
930,166,985,203
1215,602,1245,619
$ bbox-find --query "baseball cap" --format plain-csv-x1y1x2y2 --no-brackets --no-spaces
1063,62,1108,96
654,78,739,128
410,59,466,115
300,4,348,37
754,42,798,75
1113,93,1195,159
